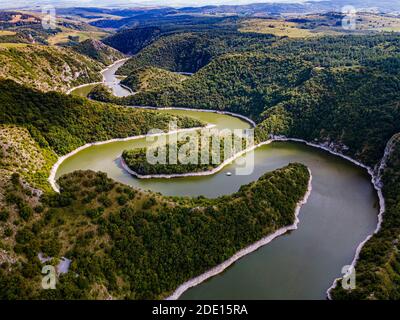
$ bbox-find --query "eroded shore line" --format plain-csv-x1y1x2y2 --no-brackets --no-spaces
66,58,131,95
48,125,214,193
323,134,398,299
166,168,313,300
127,106,257,128
119,134,386,300
66,82,102,95
120,140,271,179
62,56,385,299
269,136,387,300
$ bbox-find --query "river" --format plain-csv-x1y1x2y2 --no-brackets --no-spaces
60,61,379,300
70,59,132,97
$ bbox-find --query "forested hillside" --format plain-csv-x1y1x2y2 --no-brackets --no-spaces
331,134,400,299
117,52,313,118
102,27,162,55
121,67,188,92
0,164,309,299
0,80,203,156
117,31,276,75
102,34,400,166
95,29,400,300
255,66,400,166
0,45,102,92
116,32,400,75
72,39,125,66
0,124,57,193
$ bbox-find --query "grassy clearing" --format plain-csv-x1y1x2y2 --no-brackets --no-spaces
354,13,400,32
0,43,28,48
70,84,98,97
0,31,16,36
239,19,322,38
47,29,109,45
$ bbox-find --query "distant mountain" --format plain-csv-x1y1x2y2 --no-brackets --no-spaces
72,1,400,30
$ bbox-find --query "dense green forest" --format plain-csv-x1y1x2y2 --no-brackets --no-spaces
0,164,310,299
331,135,400,299
117,32,400,76
255,67,400,166
95,29,400,300
121,66,188,93
99,34,400,167
102,27,163,55
122,133,249,175
117,31,276,75
2,9,400,300
0,80,203,156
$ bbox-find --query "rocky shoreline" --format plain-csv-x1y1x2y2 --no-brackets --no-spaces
48,125,214,193
62,57,388,300
166,168,313,300
126,106,257,128
66,58,131,95
269,136,389,300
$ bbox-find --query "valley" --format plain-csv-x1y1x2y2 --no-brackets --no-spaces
0,1,400,301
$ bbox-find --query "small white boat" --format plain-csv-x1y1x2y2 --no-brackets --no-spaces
226,172,232,176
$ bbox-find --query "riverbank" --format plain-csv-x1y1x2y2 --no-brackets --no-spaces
166,168,313,300
48,114,383,299
268,136,387,299
66,82,102,95
66,58,132,96
120,139,270,179
127,106,256,128
119,133,386,300
100,58,130,77
61,57,384,299
323,134,396,299
48,124,214,193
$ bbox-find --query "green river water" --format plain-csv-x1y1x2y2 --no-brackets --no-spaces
55,108,378,299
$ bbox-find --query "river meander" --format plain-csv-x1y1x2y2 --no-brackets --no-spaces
55,107,378,299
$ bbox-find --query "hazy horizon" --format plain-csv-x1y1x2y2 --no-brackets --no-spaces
0,0,317,10
0,0,399,12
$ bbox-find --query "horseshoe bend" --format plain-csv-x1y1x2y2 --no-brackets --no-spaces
1,2,400,304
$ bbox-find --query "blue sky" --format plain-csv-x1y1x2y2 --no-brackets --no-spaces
0,0,312,10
